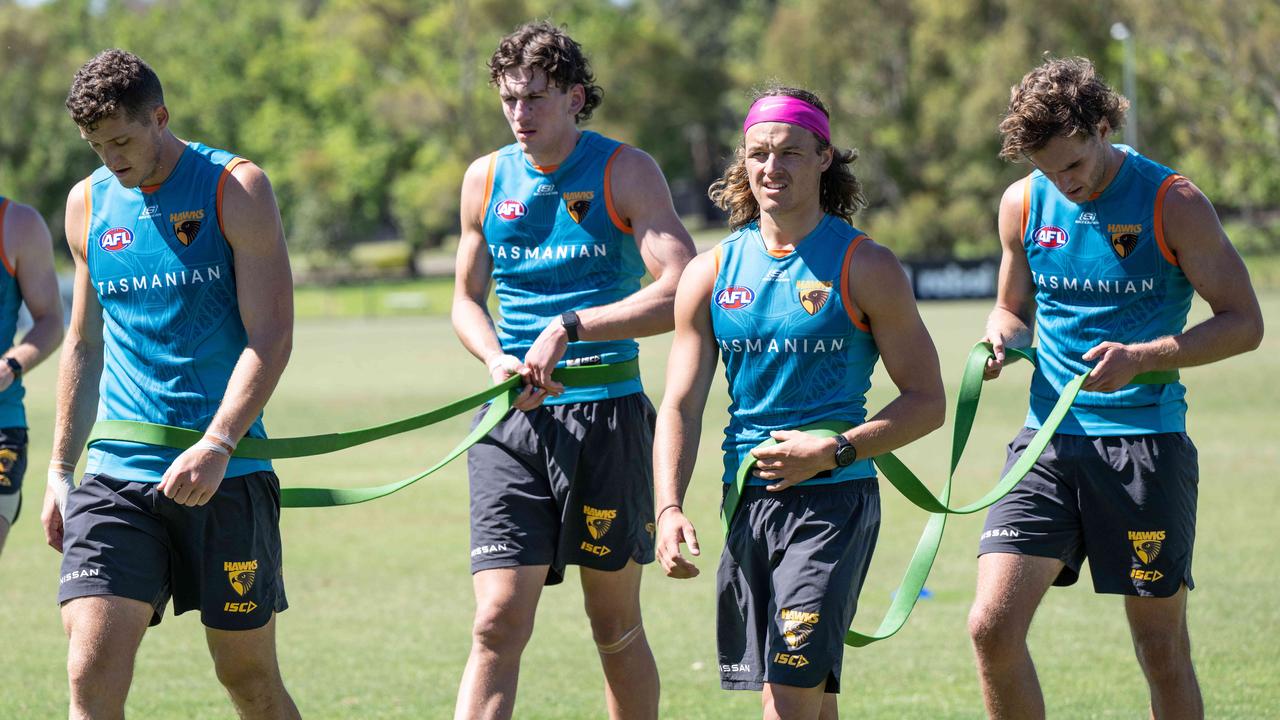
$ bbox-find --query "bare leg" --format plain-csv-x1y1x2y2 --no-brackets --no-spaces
762,681,826,720
967,553,1064,720
454,566,548,720
1125,586,1202,720
206,615,300,720
581,560,659,720
62,595,152,720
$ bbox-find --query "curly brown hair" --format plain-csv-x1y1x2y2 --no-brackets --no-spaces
999,56,1129,161
488,21,603,124
66,49,165,128
709,86,866,230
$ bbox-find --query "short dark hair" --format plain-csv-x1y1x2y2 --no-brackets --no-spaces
66,49,165,128
488,21,602,124
999,56,1128,160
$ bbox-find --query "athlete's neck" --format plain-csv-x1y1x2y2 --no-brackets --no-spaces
139,133,189,188
524,128,582,171
758,204,825,251
1090,144,1127,198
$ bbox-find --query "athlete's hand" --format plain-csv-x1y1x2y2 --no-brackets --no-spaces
0,363,15,393
982,329,1011,381
41,467,76,552
656,507,700,579
160,446,229,507
751,430,839,491
522,320,568,398
1082,341,1147,392
488,353,550,411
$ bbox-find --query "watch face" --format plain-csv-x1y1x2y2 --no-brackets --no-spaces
835,443,856,467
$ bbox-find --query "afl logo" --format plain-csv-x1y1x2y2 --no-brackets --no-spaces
99,227,134,252
495,200,526,221
1034,226,1069,249
716,286,755,310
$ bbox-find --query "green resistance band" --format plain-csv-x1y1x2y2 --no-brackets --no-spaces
85,359,639,508
721,343,1177,647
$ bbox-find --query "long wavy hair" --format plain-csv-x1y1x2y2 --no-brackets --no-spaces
709,85,866,230
488,20,603,124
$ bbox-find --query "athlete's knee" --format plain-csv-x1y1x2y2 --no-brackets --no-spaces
470,605,536,655
214,652,285,703
967,602,1023,658
1131,627,1192,681
593,622,646,655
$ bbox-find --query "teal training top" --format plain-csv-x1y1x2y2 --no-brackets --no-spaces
84,143,271,482
710,215,879,486
1022,145,1194,435
482,131,646,404
0,198,26,428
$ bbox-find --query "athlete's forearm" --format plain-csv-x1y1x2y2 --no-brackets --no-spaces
51,334,103,467
985,305,1034,347
451,296,506,366
575,271,682,342
653,406,704,510
843,388,946,460
1130,309,1264,373
8,311,64,373
205,335,291,445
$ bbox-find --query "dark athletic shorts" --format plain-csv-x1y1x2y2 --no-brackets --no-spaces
57,471,288,630
978,427,1198,597
718,480,880,693
467,393,656,585
0,427,28,525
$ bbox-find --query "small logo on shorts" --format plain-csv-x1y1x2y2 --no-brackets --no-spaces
773,652,809,668
60,567,101,584
1128,530,1165,565
584,505,618,540
779,608,820,650
981,528,1021,540
720,663,751,673
0,448,15,486
225,559,258,597
471,543,510,557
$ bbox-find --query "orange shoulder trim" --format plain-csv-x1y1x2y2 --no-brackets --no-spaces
1020,175,1032,239
0,199,12,276
713,243,723,275
480,152,498,222
841,234,871,333
604,145,634,234
81,180,92,262
1153,174,1183,266
216,157,249,241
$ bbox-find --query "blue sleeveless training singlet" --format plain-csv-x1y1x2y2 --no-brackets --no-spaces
0,198,26,428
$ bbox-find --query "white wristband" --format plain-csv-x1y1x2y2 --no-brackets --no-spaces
193,439,232,457
48,467,76,516
487,354,518,374
204,431,236,452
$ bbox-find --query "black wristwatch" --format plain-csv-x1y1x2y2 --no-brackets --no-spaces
833,434,857,467
560,310,581,343
2,356,20,378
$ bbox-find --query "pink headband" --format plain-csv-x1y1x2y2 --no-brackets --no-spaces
743,96,830,143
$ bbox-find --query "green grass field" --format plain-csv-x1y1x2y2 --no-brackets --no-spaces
2,294,1277,719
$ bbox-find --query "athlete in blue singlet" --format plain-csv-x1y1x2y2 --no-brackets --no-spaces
42,50,299,719
0,197,64,559
968,57,1263,720
653,86,945,720
451,22,695,720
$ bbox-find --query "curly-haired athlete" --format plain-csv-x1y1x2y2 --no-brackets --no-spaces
968,57,1264,720
450,21,695,720
46,49,298,719
653,86,944,720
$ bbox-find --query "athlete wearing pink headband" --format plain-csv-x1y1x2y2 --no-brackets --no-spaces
742,95,831,143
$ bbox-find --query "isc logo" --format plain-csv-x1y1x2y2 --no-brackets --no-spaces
99,227,134,252
1034,225,1069,249
224,601,258,613
716,286,755,310
495,199,527,221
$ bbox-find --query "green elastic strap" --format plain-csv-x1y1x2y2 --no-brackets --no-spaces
86,359,639,508
721,343,1176,647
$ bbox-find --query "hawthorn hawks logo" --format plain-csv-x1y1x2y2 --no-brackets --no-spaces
0,448,16,487
170,209,205,246
716,286,755,310
564,191,594,224
98,227,134,252
1111,232,1139,259
796,280,832,315
495,199,526,221
1034,225,1069,249
780,608,820,650
584,505,618,540
225,560,258,597
1128,530,1165,565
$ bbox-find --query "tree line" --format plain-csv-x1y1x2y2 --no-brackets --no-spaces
2,0,1276,267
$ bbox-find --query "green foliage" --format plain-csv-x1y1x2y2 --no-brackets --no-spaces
0,0,1275,264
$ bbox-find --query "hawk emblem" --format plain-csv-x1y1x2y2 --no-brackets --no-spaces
799,289,829,315
1111,232,1139,259
174,219,202,246
0,448,17,487
1133,539,1162,565
587,516,613,540
229,569,256,597
564,191,595,224
783,620,816,650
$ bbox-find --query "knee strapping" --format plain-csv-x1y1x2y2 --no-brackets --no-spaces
596,623,643,655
